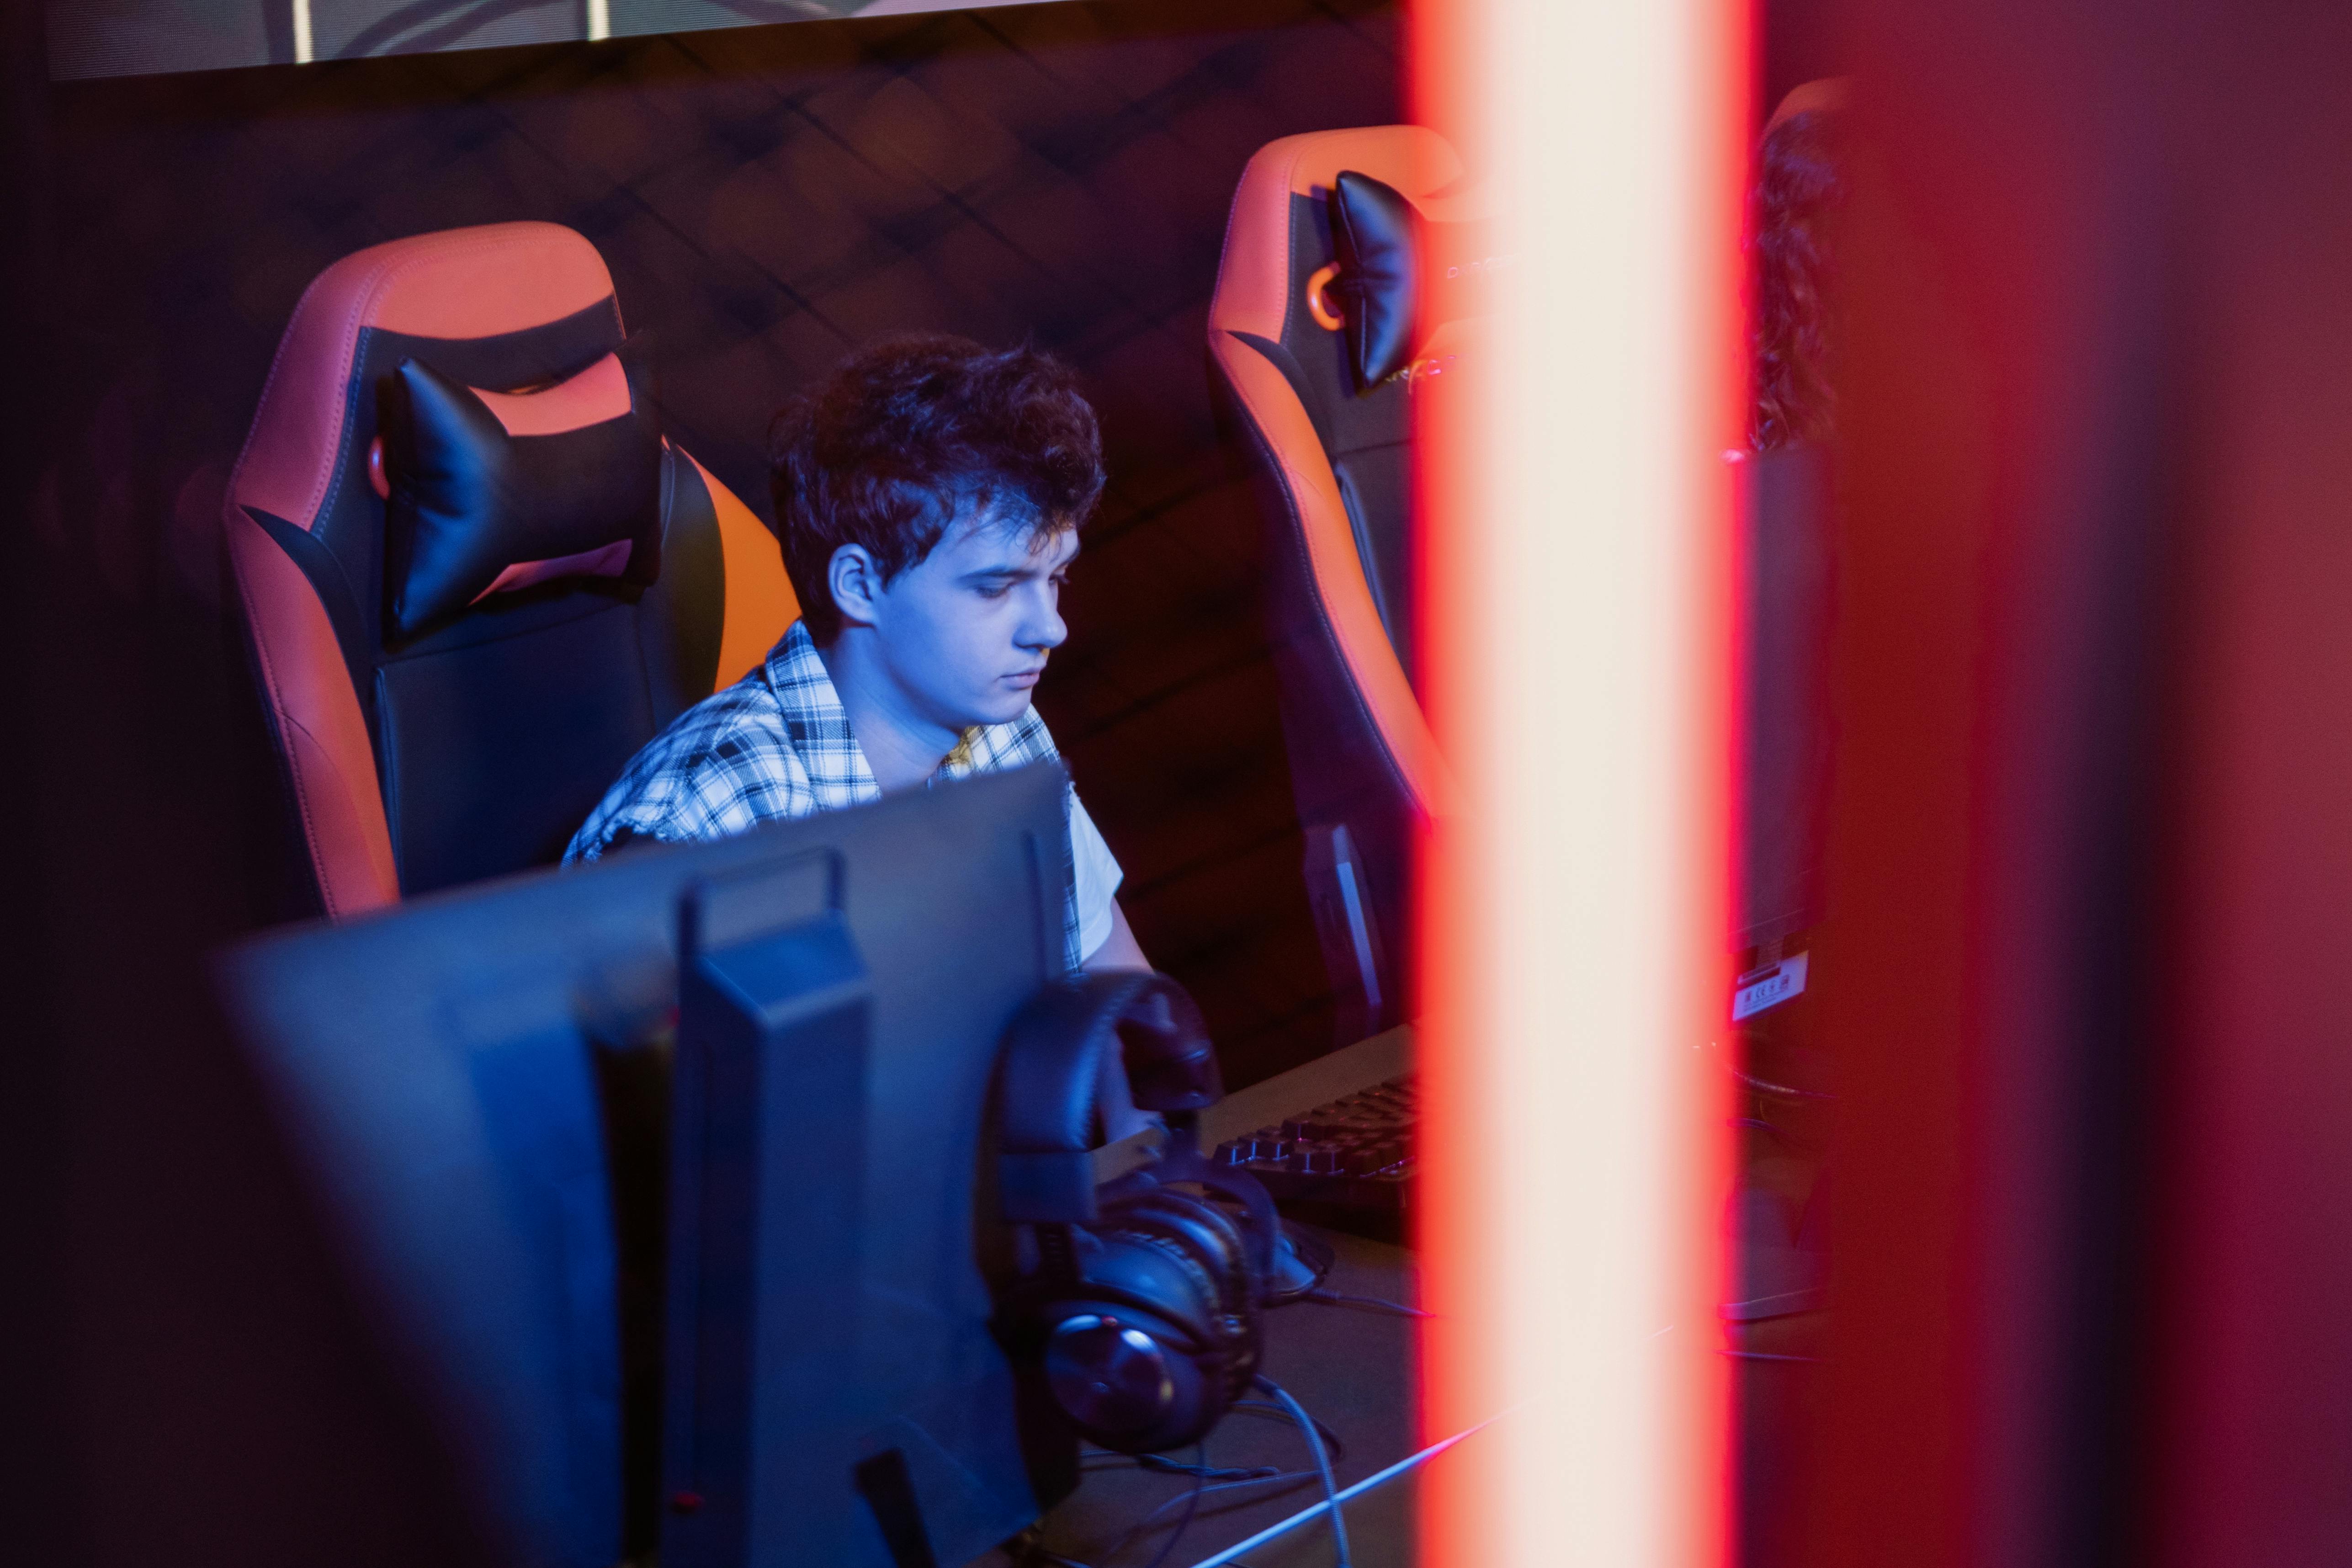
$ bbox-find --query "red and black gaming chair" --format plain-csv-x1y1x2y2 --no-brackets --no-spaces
1209,128,1483,1040
226,221,797,920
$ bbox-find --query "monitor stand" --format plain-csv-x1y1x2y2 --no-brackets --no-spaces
660,870,876,1567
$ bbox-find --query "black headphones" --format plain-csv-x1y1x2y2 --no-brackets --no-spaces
993,971,1279,1455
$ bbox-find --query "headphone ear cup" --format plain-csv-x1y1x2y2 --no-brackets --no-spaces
1016,1220,1220,1448
1028,1189,1265,1453
1041,1303,1218,1455
1114,1190,1255,1314
1093,1190,1262,1441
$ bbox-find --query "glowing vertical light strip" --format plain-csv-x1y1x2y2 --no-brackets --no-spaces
292,0,313,64
587,0,612,42
1415,0,1748,1560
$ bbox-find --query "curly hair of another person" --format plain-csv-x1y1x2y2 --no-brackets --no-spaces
1750,108,1849,451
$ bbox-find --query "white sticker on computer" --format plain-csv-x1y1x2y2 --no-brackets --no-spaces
1731,951,1809,1021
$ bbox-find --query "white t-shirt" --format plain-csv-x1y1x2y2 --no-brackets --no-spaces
1068,790,1126,962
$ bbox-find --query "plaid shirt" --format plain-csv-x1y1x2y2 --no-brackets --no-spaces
566,620,1084,965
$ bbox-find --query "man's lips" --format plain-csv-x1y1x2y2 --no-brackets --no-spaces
1006,667,1046,687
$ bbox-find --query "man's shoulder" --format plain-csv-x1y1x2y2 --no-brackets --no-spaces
648,671,801,767
566,670,812,861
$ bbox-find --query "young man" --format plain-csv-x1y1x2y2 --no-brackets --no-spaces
565,334,1147,978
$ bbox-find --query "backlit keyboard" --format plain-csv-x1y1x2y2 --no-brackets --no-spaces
1212,1074,1416,1210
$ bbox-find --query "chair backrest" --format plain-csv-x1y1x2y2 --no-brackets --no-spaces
1208,128,1479,1037
226,222,797,918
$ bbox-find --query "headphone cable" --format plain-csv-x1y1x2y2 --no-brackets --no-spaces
1253,1377,1351,1568
1135,1447,1210,1568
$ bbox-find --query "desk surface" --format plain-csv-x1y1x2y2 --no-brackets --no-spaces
984,1225,1452,1568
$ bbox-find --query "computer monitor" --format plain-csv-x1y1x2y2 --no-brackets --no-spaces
217,762,1078,1568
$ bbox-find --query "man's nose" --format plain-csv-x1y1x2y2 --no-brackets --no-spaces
1019,583,1068,651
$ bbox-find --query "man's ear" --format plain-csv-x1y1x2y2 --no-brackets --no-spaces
827,543,884,629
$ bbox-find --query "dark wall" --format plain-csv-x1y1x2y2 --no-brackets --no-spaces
1761,0,1843,120
32,0,1401,1085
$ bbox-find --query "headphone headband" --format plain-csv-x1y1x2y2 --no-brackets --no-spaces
995,971,1221,1223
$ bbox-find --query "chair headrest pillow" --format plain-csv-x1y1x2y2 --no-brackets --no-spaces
1328,170,1506,388
377,335,662,641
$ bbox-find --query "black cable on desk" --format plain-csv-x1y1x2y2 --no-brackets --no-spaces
1227,1399,1347,1461
1136,1450,1208,1568
1017,1461,1324,1568
1101,1463,1324,1567
1298,1287,1435,1319
1148,1456,1283,1482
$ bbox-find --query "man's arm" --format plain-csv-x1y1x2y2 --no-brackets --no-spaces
1080,900,1157,1141
1082,899,1150,972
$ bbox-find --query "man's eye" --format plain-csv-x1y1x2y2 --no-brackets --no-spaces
975,580,1014,599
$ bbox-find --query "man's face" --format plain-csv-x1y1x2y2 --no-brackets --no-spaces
863,509,1077,731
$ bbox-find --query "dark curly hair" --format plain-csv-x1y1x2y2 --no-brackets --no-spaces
1750,106,1849,451
766,334,1106,643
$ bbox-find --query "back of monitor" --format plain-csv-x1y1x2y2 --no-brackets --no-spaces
218,763,1073,1568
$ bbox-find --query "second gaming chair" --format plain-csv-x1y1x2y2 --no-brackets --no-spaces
226,221,798,919
1209,128,1485,1039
